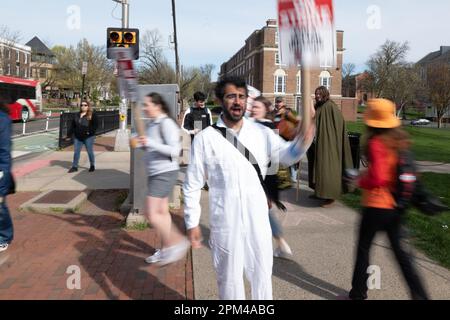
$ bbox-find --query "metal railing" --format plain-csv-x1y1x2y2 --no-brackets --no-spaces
58,110,122,149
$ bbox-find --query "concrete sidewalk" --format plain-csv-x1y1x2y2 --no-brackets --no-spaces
191,159,450,300
416,161,450,174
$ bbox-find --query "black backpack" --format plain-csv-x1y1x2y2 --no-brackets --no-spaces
393,151,447,215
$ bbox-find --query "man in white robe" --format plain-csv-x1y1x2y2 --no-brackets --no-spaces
183,76,314,300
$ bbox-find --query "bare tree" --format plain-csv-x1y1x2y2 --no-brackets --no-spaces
426,62,450,128
139,29,176,84
363,40,410,97
342,63,356,97
0,25,21,75
385,64,423,119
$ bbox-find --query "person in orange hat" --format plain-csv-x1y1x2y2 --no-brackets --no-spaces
346,99,428,300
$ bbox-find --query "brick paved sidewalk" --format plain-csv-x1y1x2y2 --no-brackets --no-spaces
0,190,193,300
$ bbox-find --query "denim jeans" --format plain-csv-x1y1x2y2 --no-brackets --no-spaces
269,208,283,239
72,136,95,168
0,199,13,245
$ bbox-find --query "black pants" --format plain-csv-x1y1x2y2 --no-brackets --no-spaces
307,142,315,190
349,208,429,300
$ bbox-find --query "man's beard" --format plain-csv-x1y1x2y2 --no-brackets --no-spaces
315,99,326,108
222,104,244,123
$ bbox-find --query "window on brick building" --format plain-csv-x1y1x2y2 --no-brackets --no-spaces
296,71,301,94
319,70,332,91
40,68,47,78
275,31,279,45
7,64,11,75
16,66,20,76
274,69,286,94
275,53,280,65
16,51,20,62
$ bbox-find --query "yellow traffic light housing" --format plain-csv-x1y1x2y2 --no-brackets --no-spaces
107,27,139,60
109,31,122,44
123,32,137,44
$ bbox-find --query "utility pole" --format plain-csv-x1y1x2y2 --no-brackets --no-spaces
113,0,131,151
171,0,181,86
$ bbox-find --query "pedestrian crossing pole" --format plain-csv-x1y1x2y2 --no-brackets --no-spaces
113,0,131,152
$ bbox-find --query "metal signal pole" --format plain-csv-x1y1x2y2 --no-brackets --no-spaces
171,0,181,86
113,0,131,151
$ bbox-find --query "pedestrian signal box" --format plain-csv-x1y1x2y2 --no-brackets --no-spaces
107,27,139,60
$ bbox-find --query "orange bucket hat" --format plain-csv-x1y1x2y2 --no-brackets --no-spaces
364,99,400,128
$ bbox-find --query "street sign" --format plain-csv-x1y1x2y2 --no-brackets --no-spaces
112,47,138,102
82,62,88,75
278,0,336,67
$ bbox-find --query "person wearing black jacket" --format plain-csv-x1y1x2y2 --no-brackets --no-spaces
0,96,13,252
181,91,213,143
68,100,98,173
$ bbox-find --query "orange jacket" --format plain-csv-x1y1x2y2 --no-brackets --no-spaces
358,137,398,210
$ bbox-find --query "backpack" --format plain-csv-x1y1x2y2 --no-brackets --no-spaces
393,151,447,215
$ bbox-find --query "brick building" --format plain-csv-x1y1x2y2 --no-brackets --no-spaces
219,19,357,121
417,46,450,121
0,38,32,79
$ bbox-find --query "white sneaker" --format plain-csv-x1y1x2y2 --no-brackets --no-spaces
145,249,162,264
0,243,8,253
158,239,190,266
279,239,293,256
274,240,293,260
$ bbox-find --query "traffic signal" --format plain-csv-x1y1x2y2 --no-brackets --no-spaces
107,27,139,60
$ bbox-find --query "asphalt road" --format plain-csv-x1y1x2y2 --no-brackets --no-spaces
12,117,60,136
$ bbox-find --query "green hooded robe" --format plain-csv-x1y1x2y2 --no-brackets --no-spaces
308,99,354,200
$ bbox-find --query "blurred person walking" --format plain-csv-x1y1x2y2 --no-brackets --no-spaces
346,99,428,300
0,96,13,252
138,93,190,266
273,97,301,184
183,77,314,300
307,86,353,207
68,100,98,173
250,96,293,259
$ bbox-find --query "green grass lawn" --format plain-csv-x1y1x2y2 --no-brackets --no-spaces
342,173,450,269
346,121,450,163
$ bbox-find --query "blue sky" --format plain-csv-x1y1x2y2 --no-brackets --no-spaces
2,0,450,79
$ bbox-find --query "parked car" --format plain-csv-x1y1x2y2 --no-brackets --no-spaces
411,119,431,125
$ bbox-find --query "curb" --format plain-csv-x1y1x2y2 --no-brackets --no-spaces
19,190,92,214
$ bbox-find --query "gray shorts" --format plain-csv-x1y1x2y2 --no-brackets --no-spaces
147,170,179,198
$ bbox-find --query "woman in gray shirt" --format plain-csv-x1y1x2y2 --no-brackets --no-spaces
137,93,189,266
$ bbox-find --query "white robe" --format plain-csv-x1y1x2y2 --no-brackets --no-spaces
183,116,310,300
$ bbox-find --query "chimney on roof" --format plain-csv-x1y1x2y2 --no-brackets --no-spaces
266,19,277,27
441,46,450,55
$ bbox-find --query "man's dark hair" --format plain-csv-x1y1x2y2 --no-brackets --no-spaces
193,91,206,102
214,76,248,101
315,86,330,102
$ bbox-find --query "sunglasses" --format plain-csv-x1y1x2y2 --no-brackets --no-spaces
81,104,88,106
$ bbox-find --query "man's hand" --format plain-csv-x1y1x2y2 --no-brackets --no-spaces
137,136,147,147
187,226,203,249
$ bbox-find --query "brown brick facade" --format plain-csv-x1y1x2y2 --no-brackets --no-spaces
219,19,357,121
0,43,31,79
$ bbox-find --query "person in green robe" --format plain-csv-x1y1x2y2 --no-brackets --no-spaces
307,86,354,207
